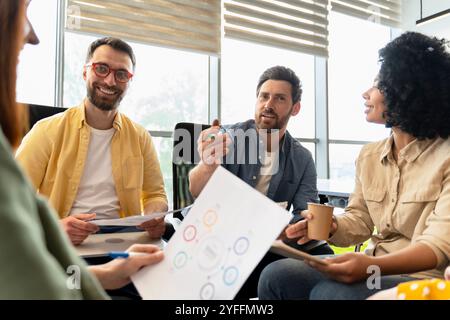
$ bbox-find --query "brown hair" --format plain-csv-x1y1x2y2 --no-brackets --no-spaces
256,66,303,104
86,37,136,70
0,0,26,148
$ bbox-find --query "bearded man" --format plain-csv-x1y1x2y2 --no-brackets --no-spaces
17,37,168,245
188,66,333,299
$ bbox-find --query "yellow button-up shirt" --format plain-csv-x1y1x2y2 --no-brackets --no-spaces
16,102,167,218
329,135,450,279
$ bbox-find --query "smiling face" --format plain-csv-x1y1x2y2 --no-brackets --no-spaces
362,78,388,125
254,79,300,133
83,44,133,111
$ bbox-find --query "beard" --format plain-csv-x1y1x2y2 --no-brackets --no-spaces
255,106,292,131
86,82,124,111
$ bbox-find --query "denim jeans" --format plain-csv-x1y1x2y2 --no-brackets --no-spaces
235,243,333,300
258,258,416,300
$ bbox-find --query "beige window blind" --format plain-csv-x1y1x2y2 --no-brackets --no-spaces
223,0,330,58
331,0,401,27
66,0,221,55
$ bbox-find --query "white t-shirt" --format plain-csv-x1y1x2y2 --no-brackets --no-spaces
70,126,120,219
255,151,278,196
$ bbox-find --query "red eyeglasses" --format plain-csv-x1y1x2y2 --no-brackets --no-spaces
86,62,133,83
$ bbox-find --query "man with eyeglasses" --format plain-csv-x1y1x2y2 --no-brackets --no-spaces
16,37,168,246
189,66,334,299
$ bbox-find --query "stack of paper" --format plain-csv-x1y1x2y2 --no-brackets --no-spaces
91,206,191,226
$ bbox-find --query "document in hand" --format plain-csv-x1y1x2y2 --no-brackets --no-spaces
131,166,291,300
90,207,191,227
270,240,330,266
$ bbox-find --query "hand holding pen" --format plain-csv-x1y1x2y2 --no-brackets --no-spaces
91,244,164,290
198,119,232,166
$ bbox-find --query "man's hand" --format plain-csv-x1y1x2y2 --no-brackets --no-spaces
198,119,232,166
89,244,164,290
138,217,166,239
60,213,99,245
141,201,168,238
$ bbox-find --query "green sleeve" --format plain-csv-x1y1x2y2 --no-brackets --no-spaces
0,132,107,299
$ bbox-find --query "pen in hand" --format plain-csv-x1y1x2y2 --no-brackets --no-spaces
109,251,151,259
207,119,228,141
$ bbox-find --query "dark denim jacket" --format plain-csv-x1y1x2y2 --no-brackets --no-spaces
222,119,319,215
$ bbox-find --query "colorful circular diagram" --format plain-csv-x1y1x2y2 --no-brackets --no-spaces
173,251,188,269
200,283,215,300
223,266,239,286
233,236,250,255
183,225,197,242
203,209,218,227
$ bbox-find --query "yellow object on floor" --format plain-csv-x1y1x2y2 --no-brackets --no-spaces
397,279,450,300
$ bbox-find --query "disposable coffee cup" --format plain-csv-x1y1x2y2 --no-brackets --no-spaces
307,202,334,240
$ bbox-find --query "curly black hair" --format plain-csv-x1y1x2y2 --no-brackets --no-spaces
378,31,450,139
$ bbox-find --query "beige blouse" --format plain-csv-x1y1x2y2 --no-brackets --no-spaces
329,135,450,279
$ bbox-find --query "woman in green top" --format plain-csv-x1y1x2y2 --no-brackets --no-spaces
0,0,164,299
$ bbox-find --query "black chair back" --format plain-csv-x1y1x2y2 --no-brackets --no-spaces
172,122,210,216
28,104,67,130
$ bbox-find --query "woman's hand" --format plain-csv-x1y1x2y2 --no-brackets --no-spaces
305,252,376,284
90,244,164,290
285,210,338,244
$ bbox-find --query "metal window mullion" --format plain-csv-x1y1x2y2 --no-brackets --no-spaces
314,56,329,179
54,0,66,107
148,131,173,138
208,56,220,123
295,138,319,144
329,139,371,145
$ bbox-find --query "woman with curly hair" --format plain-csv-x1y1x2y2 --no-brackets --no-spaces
258,32,450,300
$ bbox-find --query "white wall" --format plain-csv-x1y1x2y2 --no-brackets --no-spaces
402,0,450,38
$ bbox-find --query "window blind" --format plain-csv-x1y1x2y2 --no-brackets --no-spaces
66,0,221,55
331,0,401,27
223,0,330,58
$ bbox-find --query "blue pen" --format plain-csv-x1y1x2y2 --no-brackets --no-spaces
109,251,150,259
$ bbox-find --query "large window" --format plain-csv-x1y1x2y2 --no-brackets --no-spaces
20,5,400,203
16,0,57,106
328,144,362,180
328,12,392,181
64,33,209,206
221,38,315,140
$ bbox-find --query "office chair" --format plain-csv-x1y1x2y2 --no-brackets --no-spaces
172,122,210,220
28,104,67,130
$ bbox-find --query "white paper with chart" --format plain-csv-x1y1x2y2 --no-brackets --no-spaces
131,166,291,300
